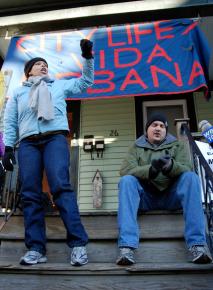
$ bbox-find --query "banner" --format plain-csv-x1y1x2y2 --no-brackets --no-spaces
196,141,213,171
2,19,211,100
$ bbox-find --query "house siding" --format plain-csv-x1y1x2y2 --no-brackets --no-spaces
78,98,136,212
194,92,213,125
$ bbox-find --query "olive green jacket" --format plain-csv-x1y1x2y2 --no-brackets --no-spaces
120,133,192,191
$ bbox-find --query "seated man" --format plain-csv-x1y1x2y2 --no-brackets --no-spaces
116,113,212,265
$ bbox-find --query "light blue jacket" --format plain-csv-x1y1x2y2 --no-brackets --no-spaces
3,59,94,147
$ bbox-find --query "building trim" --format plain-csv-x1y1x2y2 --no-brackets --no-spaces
1,1,213,36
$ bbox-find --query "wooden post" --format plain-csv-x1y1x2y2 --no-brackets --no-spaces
174,118,190,141
92,169,103,208
174,118,193,166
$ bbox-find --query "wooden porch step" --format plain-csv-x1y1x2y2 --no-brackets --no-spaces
0,261,213,273
0,212,184,240
1,240,189,263
0,262,212,290
0,211,212,289
0,211,188,264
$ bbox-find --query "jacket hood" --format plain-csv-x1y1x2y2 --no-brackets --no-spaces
135,133,177,148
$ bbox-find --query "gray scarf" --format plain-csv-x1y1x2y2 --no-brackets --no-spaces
27,76,54,121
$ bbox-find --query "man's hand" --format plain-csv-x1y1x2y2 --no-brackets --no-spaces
158,150,173,174
2,146,16,171
149,159,161,179
149,150,173,178
80,39,93,59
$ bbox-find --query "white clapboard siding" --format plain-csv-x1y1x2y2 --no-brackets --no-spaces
194,91,213,125
78,98,136,212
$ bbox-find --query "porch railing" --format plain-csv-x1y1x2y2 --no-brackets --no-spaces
0,159,59,232
0,164,20,231
181,123,213,254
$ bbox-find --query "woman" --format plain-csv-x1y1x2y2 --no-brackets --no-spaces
3,39,94,266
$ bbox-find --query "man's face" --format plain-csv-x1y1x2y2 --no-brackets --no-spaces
28,61,48,77
147,120,167,144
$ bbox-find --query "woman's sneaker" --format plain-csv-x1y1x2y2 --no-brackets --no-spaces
189,245,212,264
70,246,88,266
116,247,135,265
20,250,47,265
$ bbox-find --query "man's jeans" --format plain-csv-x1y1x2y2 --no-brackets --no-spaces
18,134,88,255
118,172,207,249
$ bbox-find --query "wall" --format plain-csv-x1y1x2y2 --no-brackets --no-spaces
78,97,136,212
194,92,213,126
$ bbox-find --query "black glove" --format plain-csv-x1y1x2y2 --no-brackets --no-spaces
80,39,93,59
152,151,173,175
149,150,173,178
2,146,16,171
149,159,161,179
159,151,173,174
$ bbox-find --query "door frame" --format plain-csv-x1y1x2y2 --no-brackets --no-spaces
66,100,81,193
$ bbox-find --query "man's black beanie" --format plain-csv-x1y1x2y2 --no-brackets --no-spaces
24,57,48,77
145,113,168,132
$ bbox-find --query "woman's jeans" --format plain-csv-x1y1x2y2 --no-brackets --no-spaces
118,172,207,249
18,134,88,255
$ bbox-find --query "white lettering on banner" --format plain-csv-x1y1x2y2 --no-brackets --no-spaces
202,126,213,143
